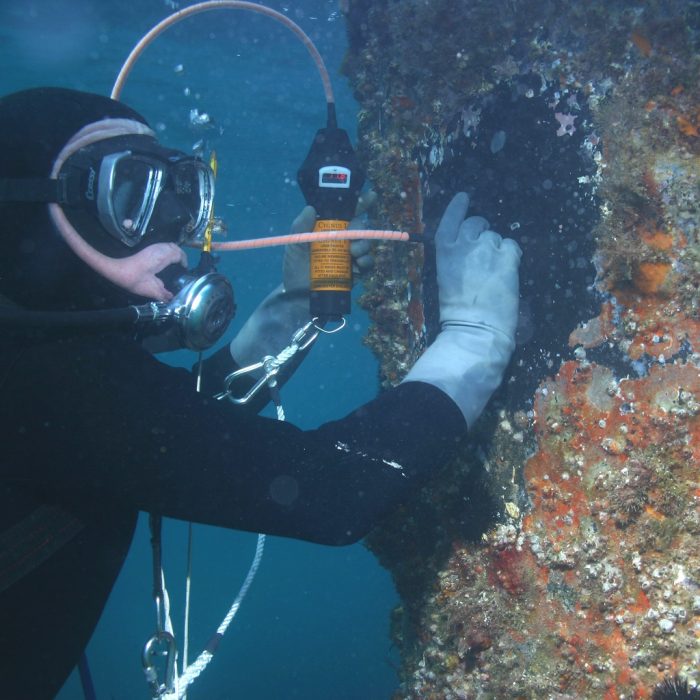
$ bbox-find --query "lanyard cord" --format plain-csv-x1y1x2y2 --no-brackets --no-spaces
143,483,267,700
162,533,266,700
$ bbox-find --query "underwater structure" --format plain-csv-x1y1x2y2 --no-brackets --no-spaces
340,1,700,697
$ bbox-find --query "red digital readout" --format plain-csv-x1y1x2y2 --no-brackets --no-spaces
322,172,348,183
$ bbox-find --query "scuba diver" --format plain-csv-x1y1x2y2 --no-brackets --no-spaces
0,87,521,699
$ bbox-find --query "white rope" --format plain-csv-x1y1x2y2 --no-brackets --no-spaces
181,523,193,700
215,533,266,637
274,343,298,365
162,533,267,700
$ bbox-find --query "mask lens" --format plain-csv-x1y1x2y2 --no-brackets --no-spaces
96,148,213,247
170,160,214,242
107,155,163,244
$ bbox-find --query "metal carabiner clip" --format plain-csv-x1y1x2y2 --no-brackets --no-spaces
215,355,281,405
213,321,322,405
142,630,177,698
291,320,321,350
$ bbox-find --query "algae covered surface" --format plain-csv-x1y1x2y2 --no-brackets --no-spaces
341,1,700,697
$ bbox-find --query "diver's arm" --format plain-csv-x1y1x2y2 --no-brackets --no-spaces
146,368,465,546
5,333,462,545
4,328,463,547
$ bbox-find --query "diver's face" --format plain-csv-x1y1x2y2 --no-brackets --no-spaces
48,118,190,301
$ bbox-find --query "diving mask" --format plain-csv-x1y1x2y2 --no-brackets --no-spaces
60,135,215,248
0,133,215,250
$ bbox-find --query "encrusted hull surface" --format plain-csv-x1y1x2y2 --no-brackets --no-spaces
342,1,700,697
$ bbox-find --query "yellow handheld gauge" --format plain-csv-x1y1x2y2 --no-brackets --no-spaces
297,120,365,322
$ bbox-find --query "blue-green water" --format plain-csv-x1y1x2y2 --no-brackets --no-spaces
0,1,399,697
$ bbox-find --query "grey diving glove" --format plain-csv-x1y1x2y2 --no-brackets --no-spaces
229,193,376,368
402,192,521,428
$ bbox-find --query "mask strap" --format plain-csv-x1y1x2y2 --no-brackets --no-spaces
51,118,156,177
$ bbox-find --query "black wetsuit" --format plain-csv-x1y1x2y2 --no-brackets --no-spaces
0,329,464,699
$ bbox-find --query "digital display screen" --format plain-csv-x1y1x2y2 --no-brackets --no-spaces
321,172,349,184
318,166,351,189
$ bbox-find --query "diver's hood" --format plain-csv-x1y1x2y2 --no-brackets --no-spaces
0,87,156,311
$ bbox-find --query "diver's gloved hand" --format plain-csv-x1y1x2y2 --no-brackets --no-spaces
229,192,376,368
403,192,521,428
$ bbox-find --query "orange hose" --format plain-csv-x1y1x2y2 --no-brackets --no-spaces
111,1,334,104
112,4,413,255
199,229,411,251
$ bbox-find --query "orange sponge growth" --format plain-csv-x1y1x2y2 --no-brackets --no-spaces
639,227,674,251
633,261,672,294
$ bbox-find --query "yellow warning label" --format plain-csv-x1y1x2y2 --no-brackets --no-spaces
310,240,352,291
313,219,349,232
310,220,352,292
